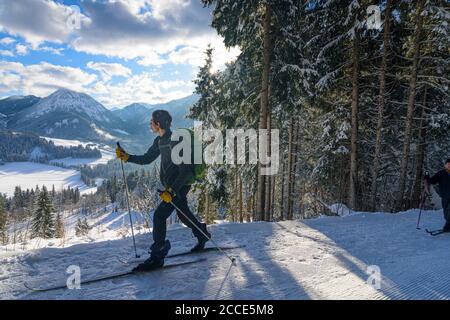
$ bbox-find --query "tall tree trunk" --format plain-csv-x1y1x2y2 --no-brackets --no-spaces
247,192,253,222
234,170,238,222
205,193,210,224
289,118,300,220
396,0,425,211
264,112,272,221
279,155,286,220
256,2,271,221
294,120,302,218
270,175,275,221
370,0,392,211
286,118,296,220
239,176,243,223
411,87,428,208
349,31,360,210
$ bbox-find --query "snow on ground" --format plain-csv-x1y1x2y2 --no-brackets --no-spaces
0,162,97,197
0,208,449,300
41,136,115,167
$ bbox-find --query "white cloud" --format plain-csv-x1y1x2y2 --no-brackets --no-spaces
38,46,64,55
87,62,132,81
15,44,29,55
0,60,192,107
136,52,167,66
0,0,239,106
0,37,16,45
169,46,203,66
0,0,238,70
0,49,13,57
87,73,195,107
0,0,88,47
0,61,97,97
168,39,240,72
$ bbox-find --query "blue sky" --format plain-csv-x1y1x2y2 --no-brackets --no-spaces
0,0,239,108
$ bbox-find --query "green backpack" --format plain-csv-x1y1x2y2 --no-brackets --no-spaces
179,128,207,183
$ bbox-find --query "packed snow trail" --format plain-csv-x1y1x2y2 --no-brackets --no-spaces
0,209,449,300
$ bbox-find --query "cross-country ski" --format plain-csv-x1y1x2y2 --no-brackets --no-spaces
24,258,206,292
118,245,245,265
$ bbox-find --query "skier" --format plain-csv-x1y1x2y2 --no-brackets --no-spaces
116,110,211,271
425,159,450,233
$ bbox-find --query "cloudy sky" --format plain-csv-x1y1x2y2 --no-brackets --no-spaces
0,0,239,108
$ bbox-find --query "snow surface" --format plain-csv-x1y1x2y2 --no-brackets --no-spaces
0,162,96,197
42,136,115,167
1,208,449,300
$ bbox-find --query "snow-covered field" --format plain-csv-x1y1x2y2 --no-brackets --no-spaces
1,208,449,300
0,162,97,197
0,137,114,197
42,136,115,167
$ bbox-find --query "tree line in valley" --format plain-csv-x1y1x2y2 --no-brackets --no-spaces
0,130,101,163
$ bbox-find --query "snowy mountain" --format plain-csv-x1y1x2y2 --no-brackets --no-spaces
0,95,40,116
113,95,199,136
108,95,199,153
1,90,198,153
113,103,153,123
7,89,129,142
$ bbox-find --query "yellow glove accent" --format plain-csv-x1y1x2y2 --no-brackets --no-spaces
160,189,174,203
116,146,129,162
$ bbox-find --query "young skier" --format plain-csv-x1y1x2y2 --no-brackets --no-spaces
116,110,211,271
425,159,450,233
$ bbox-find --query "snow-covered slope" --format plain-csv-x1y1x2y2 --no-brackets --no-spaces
1,209,449,300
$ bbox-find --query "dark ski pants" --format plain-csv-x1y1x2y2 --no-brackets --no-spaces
151,185,206,259
442,198,450,230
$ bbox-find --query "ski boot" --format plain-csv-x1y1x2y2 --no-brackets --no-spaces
443,222,450,233
191,224,211,252
133,240,171,272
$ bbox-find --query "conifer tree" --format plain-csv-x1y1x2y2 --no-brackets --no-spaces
31,187,55,239
0,197,8,245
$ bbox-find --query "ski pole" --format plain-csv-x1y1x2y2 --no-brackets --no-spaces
416,172,430,230
118,142,140,258
158,189,237,265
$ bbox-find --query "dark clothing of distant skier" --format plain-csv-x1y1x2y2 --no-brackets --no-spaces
426,169,450,231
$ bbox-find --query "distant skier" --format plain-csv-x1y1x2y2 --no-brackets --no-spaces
425,159,450,233
116,110,211,271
